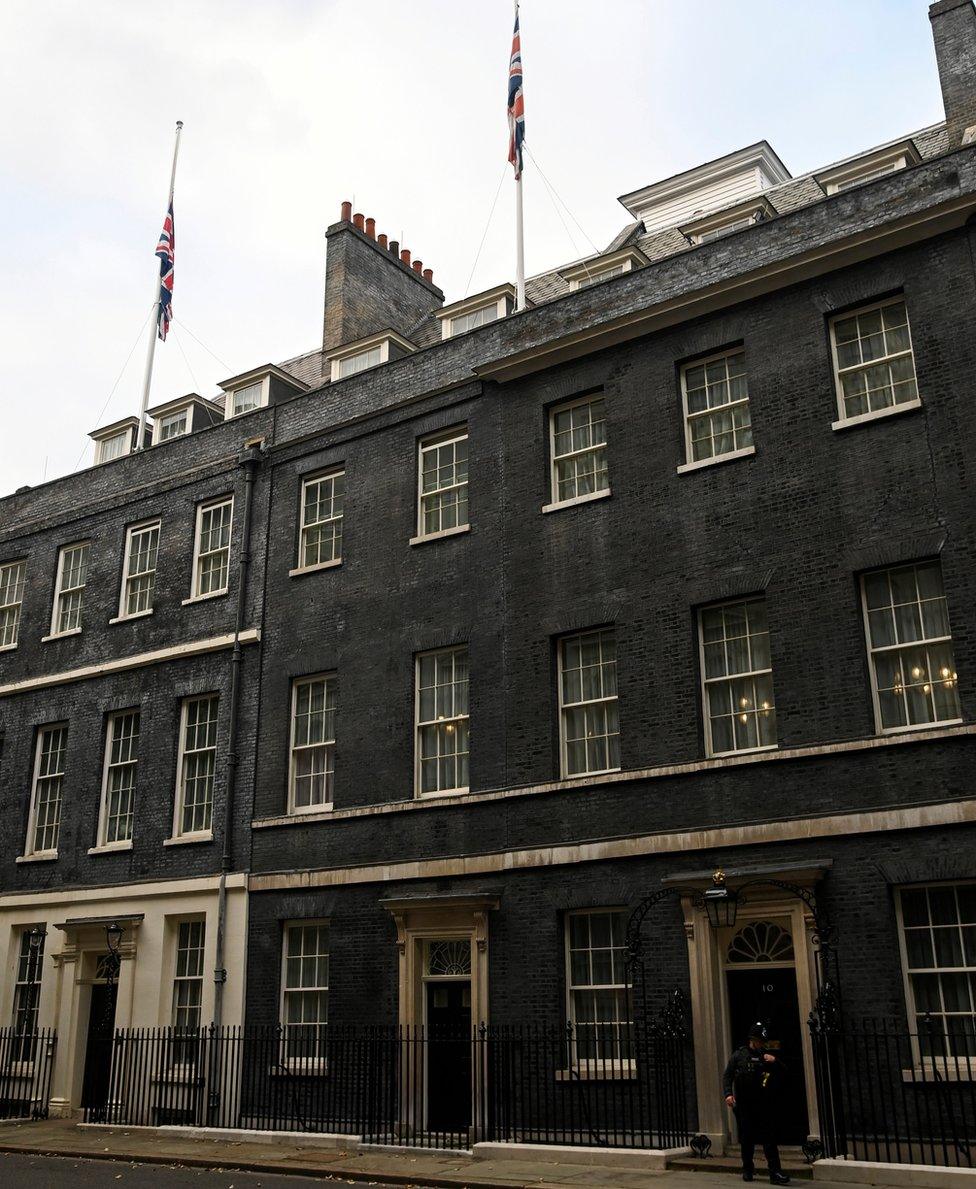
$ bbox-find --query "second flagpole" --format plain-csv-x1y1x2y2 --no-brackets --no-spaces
135,120,183,452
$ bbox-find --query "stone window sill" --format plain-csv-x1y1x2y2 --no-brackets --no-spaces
88,840,134,855
109,609,154,625
288,559,342,578
831,397,922,432
0,642,17,653
541,489,611,515
677,445,755,474
181,590,228,606
42,628,82,643
409,524,471,547
163,832,213,847
16,851,58,864
879,717,963,738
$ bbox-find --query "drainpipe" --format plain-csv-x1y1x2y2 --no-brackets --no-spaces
213,443,262,1028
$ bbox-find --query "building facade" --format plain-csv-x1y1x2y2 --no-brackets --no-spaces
2,0,976,1157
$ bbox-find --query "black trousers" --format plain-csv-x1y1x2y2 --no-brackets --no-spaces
737,1112,781,1174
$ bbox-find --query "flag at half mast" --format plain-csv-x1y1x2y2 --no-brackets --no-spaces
155,200,175,341
507,6,525,178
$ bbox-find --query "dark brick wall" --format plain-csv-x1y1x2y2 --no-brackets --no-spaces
931,0,976,150
322,222,443,352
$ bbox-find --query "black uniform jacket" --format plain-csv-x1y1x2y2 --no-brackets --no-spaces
723,1045,787,1113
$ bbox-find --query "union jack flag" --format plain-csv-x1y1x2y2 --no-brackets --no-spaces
507,7,525,179
155,200,175,341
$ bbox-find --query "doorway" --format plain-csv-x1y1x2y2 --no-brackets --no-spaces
79,978,118,1120
425,981,472,1132
725,921,809,1143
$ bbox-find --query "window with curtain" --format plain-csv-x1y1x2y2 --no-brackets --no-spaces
416,647,469,795
830,298,918,422
681,349,752,464
418,431,468,538
289,675,337,811
549,396,610,505
699,598,776,755
559,628,620,777
566,910,631,1063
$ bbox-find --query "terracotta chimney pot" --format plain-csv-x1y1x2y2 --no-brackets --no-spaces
340,200,352,221
400,248,411,265
378,232,388,248
423,268,433,282
353,212,365,231
412,260,423,273
365,217,376,239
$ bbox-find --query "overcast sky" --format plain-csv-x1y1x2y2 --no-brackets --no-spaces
0,0,945,497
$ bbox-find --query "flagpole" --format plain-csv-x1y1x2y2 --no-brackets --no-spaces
135,120,183,451
514,1,526,311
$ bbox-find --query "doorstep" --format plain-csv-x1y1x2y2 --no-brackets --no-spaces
814,1158,976,1187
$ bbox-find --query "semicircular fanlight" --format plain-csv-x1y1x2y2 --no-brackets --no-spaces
727,920,795,964
425,939,472,977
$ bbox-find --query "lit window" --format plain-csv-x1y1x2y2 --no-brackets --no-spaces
191,498,233,598
418,430,468,538
229,381,264,418
119,521,160,617
172,920,206,1031
289,675,337,812
830,298,918,423
281,922,329,1061
27,725,67,855
0,560,26,649
449,304,499,335
681,350,752,464
898,884,976,1057
11,929,45,1057
558,628,619,777
416,647,469,796
549,396,610,506
566,910,631,1063
99,710,140,845
95,430,130,464
175,695,219,836
337,346,382,379
157,409,188,441
699,598,776,756
51,542,89,636
299,472,344,568
862,562,960,733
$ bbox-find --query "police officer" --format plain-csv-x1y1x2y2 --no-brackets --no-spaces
723,1022,790,1184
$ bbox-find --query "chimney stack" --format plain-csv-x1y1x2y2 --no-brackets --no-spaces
930,0,976,149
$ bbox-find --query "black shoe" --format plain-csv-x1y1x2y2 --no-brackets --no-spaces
742,1174,754,1183
769,1174,790,1186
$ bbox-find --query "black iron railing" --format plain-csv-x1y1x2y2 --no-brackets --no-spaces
88,1021,691,1150
811,1016,976,1167
0,1028,57,1120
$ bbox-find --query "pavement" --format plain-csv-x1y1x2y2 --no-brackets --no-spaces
0,1118,902,1188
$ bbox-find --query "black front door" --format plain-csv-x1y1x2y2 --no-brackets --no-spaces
80,982,118,1119
726,966,809,1143
425,981,471,1133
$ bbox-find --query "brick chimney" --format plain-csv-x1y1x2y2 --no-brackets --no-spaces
930,0,976,149
322,202,444,353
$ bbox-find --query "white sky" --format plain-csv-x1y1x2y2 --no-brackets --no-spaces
0,0,945,497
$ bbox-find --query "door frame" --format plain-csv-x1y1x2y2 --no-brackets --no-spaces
675,869,825,1153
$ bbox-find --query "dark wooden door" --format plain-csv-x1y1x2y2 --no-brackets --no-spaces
80,982,118,1119
726,966,809,1142
425,981,471,1133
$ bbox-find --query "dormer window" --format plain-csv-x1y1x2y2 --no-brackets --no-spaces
228,379,265,418
326,331,415,382
96,430,131,464
158,409,188,441
559,249,647,293
681,198,774,246
817,141,920,196
437,285,516,340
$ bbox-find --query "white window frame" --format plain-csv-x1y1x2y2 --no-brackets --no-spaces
279,920,330,1070
681,200,773,246
557,628,620,779
48,542,89,639
25,723,67,858
0,559,27,651
224,377,269,420
94,429,132,465
172,694,219,840
293,470,344,574
818,144,918,196
448,303,500,336
11,927,45,1039
116,520,160,621
156,407,191,441
414,645,470,798
698,597,778,758
828,296,920,429
564,908,633,1074
679,348,753,469
336,345,382,380
288,674,337,814
569,261,631,292
96,709,140,848
895,882,976,1073
187,497,233,601
545,394,611,512
171,919,207,1032
413,429,469,543
860,562,962,737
